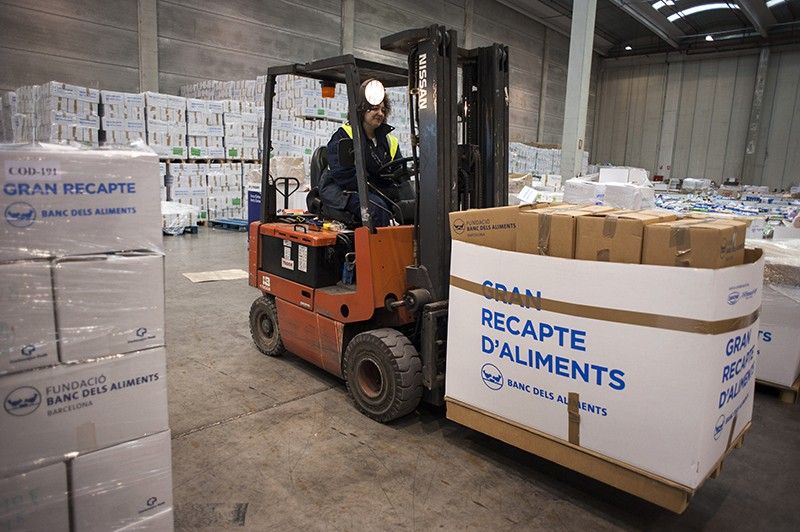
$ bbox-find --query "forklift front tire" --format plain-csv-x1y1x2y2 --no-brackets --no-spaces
343,329,423,422
250,296,285,357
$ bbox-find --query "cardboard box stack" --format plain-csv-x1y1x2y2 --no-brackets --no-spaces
445,203,763,501
207,162,244,219
240,101,261,160
100,90,146,146
13,82,100,147
187,99,225,159
145,92,187,158
0,144,173,530
222,100,244,159
0,91,17,142
756,240,800,388
169,161,208,223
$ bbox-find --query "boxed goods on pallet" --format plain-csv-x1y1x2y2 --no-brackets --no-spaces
145,92,187,158
516,205,617,258
13,82,100,147
53,252,165,362
445,204,763,505
222,100,244,159
100,90,146,146
755,240,800,389
162,200,201,235
1,144,173,531
575,209,677,264
0,91,16,142
0,462,69,531
0,260,58,374
0,430,173,532
187,99,225,159
643,218,747,269
72,430,173,530
0,346,168,473
563,177,605,205
0,144,162,261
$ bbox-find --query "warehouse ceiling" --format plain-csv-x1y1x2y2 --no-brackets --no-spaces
499,0,800,56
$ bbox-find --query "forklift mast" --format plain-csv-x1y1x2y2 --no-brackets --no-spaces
381,26,509,303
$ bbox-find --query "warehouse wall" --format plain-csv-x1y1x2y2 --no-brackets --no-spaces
594,48,800,189
157,0,342,94
0,0,601,152
0,0,140,92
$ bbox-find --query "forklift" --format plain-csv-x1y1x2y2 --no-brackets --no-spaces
248,25,509,422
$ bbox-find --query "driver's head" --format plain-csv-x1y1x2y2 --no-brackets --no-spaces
358,95,391,131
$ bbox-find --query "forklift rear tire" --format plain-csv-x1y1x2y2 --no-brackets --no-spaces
343,328,422,422
250,296,285,357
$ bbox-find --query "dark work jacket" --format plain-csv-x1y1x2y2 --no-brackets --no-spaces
319,123,401,210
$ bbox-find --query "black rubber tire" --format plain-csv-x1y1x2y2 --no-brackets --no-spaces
249,296,285,357
343,328,423,422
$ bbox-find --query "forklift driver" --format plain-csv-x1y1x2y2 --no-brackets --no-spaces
318,80,402,227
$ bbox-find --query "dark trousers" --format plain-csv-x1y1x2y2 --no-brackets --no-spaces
345,192,392,227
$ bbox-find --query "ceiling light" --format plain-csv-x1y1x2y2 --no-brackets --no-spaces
705,35,714,41
667,3,740,22
625,45,632,51
766,0,785,7
652,0,675,10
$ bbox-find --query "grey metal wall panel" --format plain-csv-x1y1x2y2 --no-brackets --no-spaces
704,57,737,180
163,0,341,43
158,0,341,86
158,1,339,64
1,0,138,30
0,48,139,93
687,59,718,178
596,50,800,186
722,55,757,179
623,65,646,167
762,51,800,190
754,51,782,187
0,0,138,92
640,64,666,173
781,52,800,191
672,60,700,179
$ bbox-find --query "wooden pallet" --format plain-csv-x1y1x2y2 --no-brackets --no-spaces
756,375,800,404
445,398,749,514
209,218,248,231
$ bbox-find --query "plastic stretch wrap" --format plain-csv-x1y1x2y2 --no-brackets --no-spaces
759,239,800,293
0,143,163,261
161,201,200,235
564,177,604,205
1,143,172,531
0,431,174,532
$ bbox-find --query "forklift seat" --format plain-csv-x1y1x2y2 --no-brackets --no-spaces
309,146,328,188
306,146,359,226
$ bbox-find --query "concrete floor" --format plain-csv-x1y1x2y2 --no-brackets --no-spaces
164,229,800,531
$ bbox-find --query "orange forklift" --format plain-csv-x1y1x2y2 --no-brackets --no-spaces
248,25,509,421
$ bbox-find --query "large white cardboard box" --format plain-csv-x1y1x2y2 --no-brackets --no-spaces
72,430,173,532
54,252,165,362
0,462,69,532
0,260,58,374
0,144,162,261
446,240,763,489
756,284,800,387
0,347,168,474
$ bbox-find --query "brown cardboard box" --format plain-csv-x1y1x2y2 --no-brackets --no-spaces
517,205,617,258
449,205,530,252
642,218,747,268
575,209,678,264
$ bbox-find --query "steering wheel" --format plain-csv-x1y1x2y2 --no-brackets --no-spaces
377,156,417,182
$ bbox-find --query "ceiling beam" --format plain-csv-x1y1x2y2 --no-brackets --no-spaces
608,0,682,49
735,0,777,38
497,0,614,56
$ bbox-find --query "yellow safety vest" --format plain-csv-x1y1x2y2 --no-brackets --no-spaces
341,123,399,160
